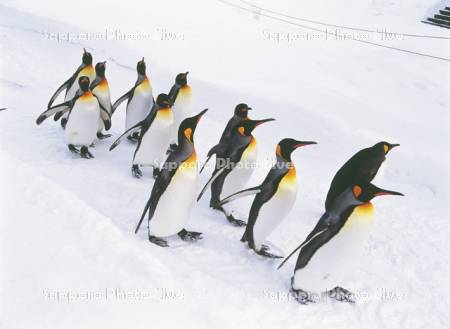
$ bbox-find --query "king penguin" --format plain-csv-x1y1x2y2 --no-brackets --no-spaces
199,103,251,173
325,142,399,211
167,72,193,151
197,118,275,226
134,109,208,247
48,48,95,128
36,76,111,158
109,93,174,178
278,182,403,304
112,58,154,142
90,61,113,139
218,138,317,258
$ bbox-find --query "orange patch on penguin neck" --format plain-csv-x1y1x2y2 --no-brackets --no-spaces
354,202,374,216
157,107,173,121
179,151,197,172
80,91,93,100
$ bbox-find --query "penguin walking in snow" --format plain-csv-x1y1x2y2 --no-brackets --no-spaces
325,142,399,211
167,72,193,151
112,58,154,142
109,94,174,178
48,48,95,128
197,118,275,226
278,182,403,304
199,103,251,173
219,138,317,258
90,61,112,139
134,109,208,247
36,76,111,158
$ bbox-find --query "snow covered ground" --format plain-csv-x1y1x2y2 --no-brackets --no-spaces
0,1,449,328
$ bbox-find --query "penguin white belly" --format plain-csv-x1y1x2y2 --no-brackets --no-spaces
93,89,111,132
133,110,174,167
150,165,198,237
293,204,374,293
252,177,297,250
126,90,153,131
65,96,100,146
221,142,258,198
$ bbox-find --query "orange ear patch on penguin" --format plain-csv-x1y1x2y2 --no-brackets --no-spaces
353,185,362,198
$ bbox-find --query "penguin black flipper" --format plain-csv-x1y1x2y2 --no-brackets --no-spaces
36,97,77,125
47,64,84,109
277,212,340,270
109,120,145,151
111,87,134,115
95,95,112,130
134,149,185,234
199,143,227,174
218,186,262,206
240,169,287,247
196,166,227,201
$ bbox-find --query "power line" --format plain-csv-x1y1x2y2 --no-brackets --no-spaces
216,0,450,62
239,0,450,40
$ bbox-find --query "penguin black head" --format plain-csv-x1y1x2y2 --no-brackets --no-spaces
82,48,93,65
155,93,171,108
352,182,404,204
137,57,146,75
277,138,317,161
234,103,252,118
95,61,106,78
178,108,208,144
78,76,90,92
374,141,400,155
175,72,189,86
235,118,275,136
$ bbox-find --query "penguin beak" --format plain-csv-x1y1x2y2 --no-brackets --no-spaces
374,187,404,197
246,107,252,111
194,108,208,124
293,141,317,148
253,118,275,126
83,48,87,54
389,143,400,149
185,71,189,76
103,61,107,65
142,57,145,62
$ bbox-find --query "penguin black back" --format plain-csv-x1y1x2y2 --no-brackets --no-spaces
324,141,399,211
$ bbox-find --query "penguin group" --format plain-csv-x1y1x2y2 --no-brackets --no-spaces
36,49,404,305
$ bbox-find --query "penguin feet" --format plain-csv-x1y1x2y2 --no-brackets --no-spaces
149,235,169,247
290,279,316,305
212,205,247,226
68,144,79,154
255,245,283,259
226,213,247,227
178,229,203,242
166,143,178,155
127,132,139,143
291,287,316,305
80,146,95,159
152,167,161,179
132,165,143,178
61,118,67,129
97,132,112,140
327,287,355,303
